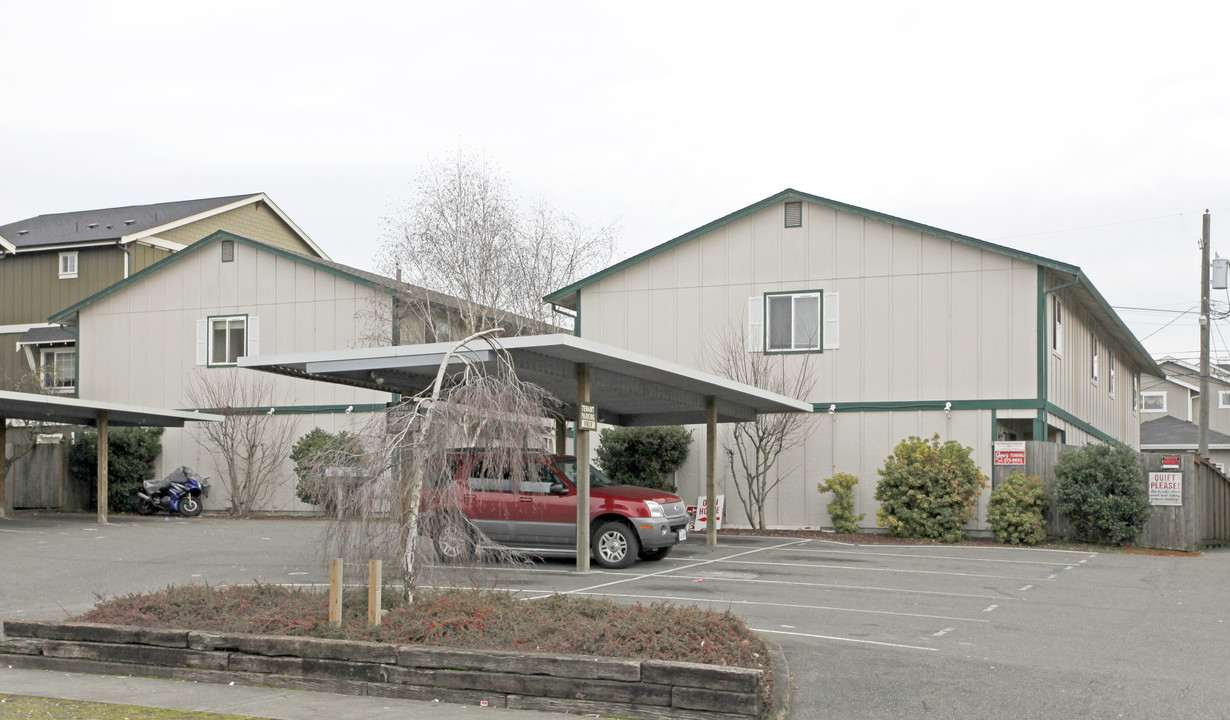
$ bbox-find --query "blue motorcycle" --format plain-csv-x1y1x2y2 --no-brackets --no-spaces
135,466,210,517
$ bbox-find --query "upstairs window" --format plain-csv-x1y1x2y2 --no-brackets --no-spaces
1141,391,1166,413
749,291,838,352
196,315,258,366
58,251,78,279
1051,297,1063,354
1133,374,1139,413
1219,390,1230,409
1108,352,1115,396
1090,333,1099,383
767,291,820,352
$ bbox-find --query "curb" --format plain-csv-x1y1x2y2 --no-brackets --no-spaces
760,634,792,720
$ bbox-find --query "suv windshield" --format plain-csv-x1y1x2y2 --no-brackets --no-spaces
553,458,617,488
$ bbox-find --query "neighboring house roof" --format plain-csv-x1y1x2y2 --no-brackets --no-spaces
49,231,552,335
1157,356,1230,387
0,193,329,259
1141,414,1230,449
543,188,1162,377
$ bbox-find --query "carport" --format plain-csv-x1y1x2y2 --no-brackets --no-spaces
239,333,812,571
0,390,223,524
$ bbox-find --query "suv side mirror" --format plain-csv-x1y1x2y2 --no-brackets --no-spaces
549,482,568,495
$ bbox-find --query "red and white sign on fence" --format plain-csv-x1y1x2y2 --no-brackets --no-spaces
1148,472,1183,506
994,441,1027,466
688,495,725,531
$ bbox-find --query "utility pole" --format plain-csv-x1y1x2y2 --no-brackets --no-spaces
1200,210,1212,457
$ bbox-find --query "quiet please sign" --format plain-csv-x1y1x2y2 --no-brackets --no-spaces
1148,472,1182,506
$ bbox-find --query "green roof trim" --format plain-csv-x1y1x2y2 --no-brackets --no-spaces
49,231,395,323
544,188,1081,307
543,188,1160,378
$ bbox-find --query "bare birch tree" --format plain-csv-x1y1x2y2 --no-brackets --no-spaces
184,370,296,514
379,147,618,338
298,329,559,603
705,321,819,530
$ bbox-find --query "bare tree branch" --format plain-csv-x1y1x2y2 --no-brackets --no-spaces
705,320,819,529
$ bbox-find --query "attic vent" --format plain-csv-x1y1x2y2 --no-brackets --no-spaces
221,240,235,263
784,201,802,228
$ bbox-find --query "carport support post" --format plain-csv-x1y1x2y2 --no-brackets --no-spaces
576,363,591,572
0,416,8,517
706,396,717,546
555,417,567,456
96,410,108,525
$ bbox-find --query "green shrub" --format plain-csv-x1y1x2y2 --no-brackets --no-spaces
987,472,1049,545
874,434,987,542
595,426,692,492
818,472,864,533
1054,443,1150,545
69,427,164,513
289,428,363,505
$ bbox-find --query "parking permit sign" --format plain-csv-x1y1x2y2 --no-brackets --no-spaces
1148,472,1182,506
994,441,1026,466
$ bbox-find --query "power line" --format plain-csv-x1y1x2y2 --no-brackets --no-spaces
989,211,1198,242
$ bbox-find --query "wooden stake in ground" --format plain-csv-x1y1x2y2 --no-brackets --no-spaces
328,558,343,626
368,559,382,627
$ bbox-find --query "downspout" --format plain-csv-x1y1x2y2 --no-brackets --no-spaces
1036,270,1080,441
117,240,131,278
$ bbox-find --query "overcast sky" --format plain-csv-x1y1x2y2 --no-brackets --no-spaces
3,1,1227,362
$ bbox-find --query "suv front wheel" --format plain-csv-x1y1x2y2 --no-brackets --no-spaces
592,520,639,569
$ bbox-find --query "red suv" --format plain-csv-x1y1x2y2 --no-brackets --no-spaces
425,449,689,569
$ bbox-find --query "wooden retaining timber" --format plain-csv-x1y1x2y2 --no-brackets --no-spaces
0,620,774,720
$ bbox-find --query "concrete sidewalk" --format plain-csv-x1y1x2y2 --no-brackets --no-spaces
0,666,567,719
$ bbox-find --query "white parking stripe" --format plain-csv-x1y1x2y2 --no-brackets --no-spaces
668,575,1020,601
778,547,1077,566
519,590,990,624
755,628,938,652
858,544,1097,556
560,539,812,596
933,627,954,637
715,558,1055,582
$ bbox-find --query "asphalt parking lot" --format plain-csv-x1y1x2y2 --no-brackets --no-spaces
3,515,1229,719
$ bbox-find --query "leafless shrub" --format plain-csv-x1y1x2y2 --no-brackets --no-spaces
184,369,296,514
309,329,561,603
704,321,819,530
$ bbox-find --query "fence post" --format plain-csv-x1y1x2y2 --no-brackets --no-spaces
368,559,382,627
329,558,343,627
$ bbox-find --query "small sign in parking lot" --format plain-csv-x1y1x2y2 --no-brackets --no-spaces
578,402,597,431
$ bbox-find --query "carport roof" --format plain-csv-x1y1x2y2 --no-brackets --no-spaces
0,390,223,427
239,333,813,426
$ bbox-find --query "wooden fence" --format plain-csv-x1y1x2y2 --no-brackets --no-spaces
8,435,87,510
992,442,1230,552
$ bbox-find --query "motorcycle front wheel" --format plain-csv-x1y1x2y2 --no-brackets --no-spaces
134,497,156,516
178,495,203,517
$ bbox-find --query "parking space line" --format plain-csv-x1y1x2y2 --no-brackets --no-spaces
753,628,938,652
714,558,1055,582
514,590,991,624
777,547,1080,566
932,627,954,637
858,544,1097,557
546,539,813,598
666,575,1021,601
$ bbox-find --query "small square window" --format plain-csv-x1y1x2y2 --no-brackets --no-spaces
221,240,235,262
766,292,820,351
1219,390,1230,409
784,201,802,228
58,251,78,279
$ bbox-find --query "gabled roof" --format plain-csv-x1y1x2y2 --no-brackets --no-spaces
544,188,1161,377
1140,414,1230,449
1157,356,1230,387
49,231,552,335
0,193,328,259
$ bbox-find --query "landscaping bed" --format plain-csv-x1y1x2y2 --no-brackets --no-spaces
1,586,782,720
